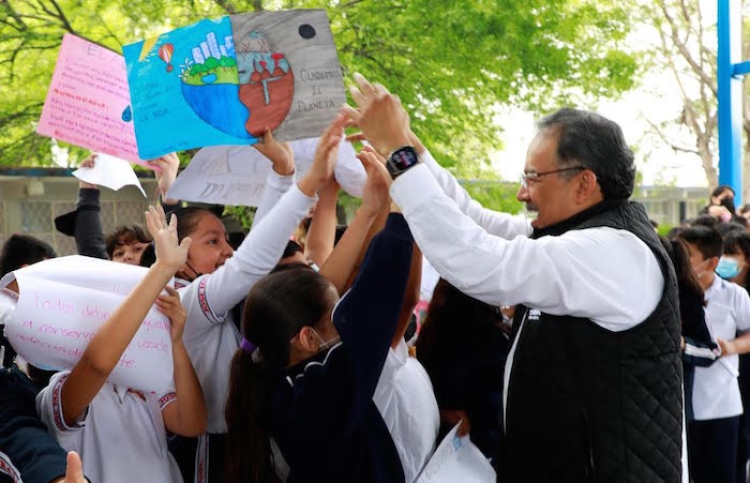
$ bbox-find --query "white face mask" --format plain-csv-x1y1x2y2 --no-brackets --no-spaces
311,327,340,352
692,259,711,279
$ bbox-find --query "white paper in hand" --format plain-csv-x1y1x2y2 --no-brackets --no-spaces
416,422,496,483
73,153,146,197
167,137,366,207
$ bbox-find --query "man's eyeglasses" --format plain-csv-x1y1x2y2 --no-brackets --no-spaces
520,166,586,188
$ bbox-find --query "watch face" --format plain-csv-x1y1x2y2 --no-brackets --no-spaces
391,148,418,170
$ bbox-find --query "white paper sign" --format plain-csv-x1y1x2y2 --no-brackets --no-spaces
73,153,147,197
167,137,366,207
0,256,173,393
416,423,496,483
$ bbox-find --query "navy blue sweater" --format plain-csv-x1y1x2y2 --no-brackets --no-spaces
270,213,413,483
0,366,68,483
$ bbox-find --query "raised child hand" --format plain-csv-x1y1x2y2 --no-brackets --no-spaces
155,286,188,343
253,128,295,176
144,205,191,272
343,73,411,157
151,152,180,202
357,146,391,216
298,113,346,197
78,154,98,189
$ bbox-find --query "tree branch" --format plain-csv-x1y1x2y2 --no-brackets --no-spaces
658,0,718,97
644,117,700,154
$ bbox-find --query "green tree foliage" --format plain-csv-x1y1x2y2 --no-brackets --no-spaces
1,0,638,176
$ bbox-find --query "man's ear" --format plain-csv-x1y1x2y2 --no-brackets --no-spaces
576,170,600,203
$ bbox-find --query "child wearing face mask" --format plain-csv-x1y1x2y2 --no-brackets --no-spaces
720,231,750,483
678,226,750,483
168,116,347,483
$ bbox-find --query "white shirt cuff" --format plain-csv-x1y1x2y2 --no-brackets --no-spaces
267,169,295,191
390,164,444,213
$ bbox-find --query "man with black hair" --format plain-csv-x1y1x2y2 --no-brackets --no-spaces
678,226,750,483
346,74,684,483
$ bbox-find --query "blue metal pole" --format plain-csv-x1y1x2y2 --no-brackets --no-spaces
717,0,744,205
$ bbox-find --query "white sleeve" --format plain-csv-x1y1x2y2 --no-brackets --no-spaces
251,170,295,228
36,371,86,437
182,183,316,325
421,150,532,240
734,285,750,333
391,164,664,331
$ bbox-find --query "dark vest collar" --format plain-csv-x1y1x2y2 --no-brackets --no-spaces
531,198,628,239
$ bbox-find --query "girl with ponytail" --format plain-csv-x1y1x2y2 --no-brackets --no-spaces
225,152,414,483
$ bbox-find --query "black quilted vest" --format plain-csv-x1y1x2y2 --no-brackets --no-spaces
499,199,683,483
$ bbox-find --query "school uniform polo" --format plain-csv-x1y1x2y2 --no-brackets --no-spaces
693,276,750,421
179,180,315,435
36,371,181,483
373,339,440,483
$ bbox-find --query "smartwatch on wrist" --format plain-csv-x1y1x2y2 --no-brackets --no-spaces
386,146,420,179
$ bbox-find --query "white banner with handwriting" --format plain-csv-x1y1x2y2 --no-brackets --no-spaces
0,256,173,393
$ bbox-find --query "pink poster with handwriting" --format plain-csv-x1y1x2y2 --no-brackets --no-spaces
37,33,146,165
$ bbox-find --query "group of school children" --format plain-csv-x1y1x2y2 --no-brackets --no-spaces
0,107,511,483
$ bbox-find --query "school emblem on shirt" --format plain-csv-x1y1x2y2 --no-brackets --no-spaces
527,309,541,321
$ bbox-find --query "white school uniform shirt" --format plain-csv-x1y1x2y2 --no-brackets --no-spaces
36,371,181,483
179,175,316,434
391,153,688,482
373,339,440,483
692,275,750,421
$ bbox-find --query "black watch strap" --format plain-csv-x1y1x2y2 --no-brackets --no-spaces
386,146,420,179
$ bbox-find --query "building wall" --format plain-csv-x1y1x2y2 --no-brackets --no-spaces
0,174,712,256
0,175,158,256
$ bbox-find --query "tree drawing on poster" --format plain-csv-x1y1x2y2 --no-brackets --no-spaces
123,10,346,160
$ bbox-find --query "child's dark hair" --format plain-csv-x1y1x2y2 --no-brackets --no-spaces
105,225,152,258
660,237,705,306
139,243,157,268
0,234,56,277
416,278,502,369
723,231,750,290
172,207,217,242
712,185,735,198
225,269,334,483
0,234,56,367
281,240,302,259
689,215,719,229
677,225,723,260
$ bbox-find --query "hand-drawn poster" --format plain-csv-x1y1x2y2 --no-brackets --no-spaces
166,138,366,207
0,256,174,393
123,10,346,159
37,34,145,165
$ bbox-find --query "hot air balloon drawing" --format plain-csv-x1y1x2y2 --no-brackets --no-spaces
158,43,175,73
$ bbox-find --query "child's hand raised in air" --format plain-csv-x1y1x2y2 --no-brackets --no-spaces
144,205,191,272
155,286,188,344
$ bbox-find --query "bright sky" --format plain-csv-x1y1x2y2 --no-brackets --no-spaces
490,0,727,189
490,90,710,188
